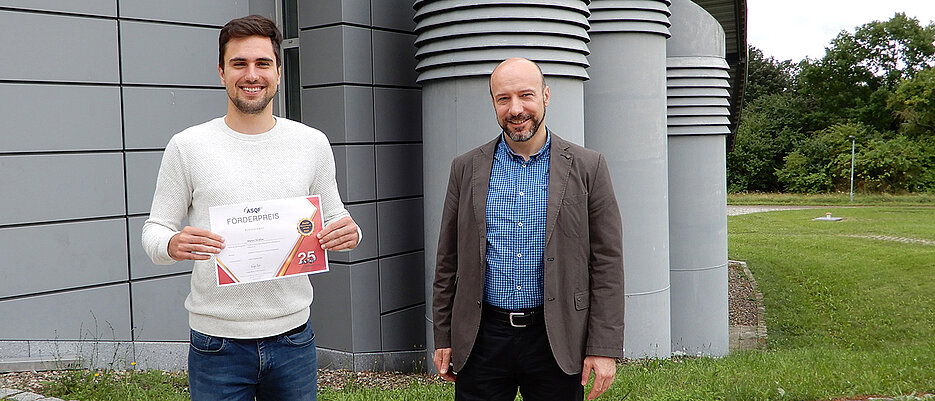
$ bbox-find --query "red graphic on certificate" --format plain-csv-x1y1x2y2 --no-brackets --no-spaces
210,196,330,286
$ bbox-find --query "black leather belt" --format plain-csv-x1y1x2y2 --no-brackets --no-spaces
483,304,544,328
281,323,307,337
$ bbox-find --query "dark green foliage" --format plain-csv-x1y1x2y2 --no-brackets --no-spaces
729,13,935,193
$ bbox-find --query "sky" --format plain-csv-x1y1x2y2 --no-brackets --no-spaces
747,0,935,62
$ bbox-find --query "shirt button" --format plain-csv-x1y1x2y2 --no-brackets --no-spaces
516,285,522,290
522,164,527,168
518,191,524,196
516,253,522,258
517,222,523,227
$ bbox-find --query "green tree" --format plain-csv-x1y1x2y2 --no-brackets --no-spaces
743,46,797,105
888,66,935,139
796,13,935,132
774,124,859,193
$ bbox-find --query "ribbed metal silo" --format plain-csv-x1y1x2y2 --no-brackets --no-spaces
585,0,673,358
666,0,730,356
415,0,593,370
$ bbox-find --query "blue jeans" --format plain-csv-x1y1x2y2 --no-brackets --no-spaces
188,322,318,401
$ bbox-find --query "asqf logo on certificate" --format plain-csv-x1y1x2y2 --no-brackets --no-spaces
209,196,329,286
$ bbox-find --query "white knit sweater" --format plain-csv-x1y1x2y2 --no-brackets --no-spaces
142,116,352,339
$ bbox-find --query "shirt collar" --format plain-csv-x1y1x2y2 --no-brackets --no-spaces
497,129,551,162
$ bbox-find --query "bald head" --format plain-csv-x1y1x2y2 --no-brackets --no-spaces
489,57,546,96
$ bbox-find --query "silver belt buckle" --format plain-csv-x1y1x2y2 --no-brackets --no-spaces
508,312,527,328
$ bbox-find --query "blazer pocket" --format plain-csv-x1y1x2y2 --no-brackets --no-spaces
574,290,589,311
560,193,589,238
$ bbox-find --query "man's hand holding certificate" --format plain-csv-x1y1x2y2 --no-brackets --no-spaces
209,196,329,286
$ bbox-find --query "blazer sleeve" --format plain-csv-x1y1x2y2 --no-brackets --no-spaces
585,154,626,357
432,158,462,349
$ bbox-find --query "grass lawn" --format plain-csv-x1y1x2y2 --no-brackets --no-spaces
40,207,935,401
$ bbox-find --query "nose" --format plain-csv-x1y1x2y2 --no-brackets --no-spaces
245,65,260,81
507,98,523,116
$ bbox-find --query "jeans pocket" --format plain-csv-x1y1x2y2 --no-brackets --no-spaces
190,329,225,353
283,323,316,347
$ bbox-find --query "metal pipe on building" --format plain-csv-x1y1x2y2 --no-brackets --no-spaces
584,0,673,358
414,0,592,370
666,0,730,356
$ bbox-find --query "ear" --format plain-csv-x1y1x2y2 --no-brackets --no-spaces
543,85,550,107
218,64,225,84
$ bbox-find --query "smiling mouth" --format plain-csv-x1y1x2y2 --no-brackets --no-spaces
241,86,264,94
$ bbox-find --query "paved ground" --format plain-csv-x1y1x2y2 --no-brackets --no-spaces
727,205,822,216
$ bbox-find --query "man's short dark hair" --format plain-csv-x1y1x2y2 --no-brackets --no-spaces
219,15,283,70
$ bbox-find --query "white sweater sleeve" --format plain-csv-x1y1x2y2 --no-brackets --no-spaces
141,138,191,265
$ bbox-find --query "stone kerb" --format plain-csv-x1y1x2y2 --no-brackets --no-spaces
413,0,592,82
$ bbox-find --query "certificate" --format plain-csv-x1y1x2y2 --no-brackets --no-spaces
209,196,329,286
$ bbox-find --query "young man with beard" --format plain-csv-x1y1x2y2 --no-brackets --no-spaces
432,57,626,401
142,15,359,401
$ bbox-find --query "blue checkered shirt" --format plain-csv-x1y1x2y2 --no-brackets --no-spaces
484,133,550,310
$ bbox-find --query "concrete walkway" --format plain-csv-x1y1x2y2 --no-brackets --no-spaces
727,205,822,216
0,388,69,401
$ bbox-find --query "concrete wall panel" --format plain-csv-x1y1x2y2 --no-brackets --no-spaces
129,216,194,279
302,86,375,144
300,26,373,86
379,252,424,313
309,263,352,352
309,260,381,352
0,285,131,341
131,275,192,341
376,144,422,199
0,11,118,83
125,151,165,215
378,198,423,255
120,21,220,86
332,145,377,203
0,153,125,225
123,87,227,150
381,305,425,351
0,84,121,153
0,219,128,298
374,88,422,143
298,0,370,28
372,31,418,87
372,0,417,31
328,203,379,263
0,0,115,16
119,0,248,26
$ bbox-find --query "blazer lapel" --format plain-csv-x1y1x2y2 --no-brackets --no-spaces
546,133,573,245
472,136,499,265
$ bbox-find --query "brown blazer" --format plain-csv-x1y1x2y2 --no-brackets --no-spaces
433,132,625,375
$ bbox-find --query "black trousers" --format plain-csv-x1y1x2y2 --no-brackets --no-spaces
454,317,583,401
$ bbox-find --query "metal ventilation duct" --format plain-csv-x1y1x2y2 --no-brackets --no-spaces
585,0,673,359
666,0,730,357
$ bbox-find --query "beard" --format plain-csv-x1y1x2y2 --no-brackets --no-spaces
500,108,546,142
230,91,275,115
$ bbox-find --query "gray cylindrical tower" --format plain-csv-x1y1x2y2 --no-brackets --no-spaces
415,0,592,370
584,0,672,358
666,0,730,356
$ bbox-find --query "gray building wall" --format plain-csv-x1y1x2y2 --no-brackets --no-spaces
0,0,425,371
297,0,425,371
